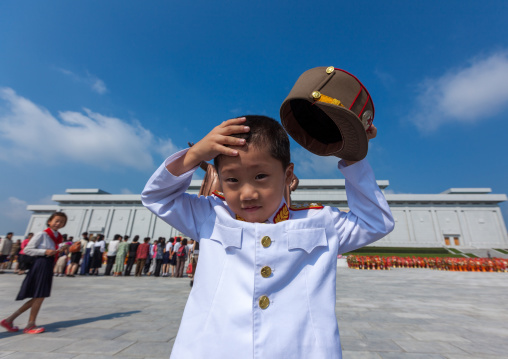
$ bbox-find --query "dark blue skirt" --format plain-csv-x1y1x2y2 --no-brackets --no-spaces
16,256,54,300
162,251,170,264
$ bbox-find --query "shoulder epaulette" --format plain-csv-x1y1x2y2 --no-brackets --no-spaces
212,190,225,200
289,203,324,211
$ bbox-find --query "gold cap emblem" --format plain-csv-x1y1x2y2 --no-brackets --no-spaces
311,91,321,99
326,66,335,74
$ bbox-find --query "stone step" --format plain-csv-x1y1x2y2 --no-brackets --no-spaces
457,248,508,259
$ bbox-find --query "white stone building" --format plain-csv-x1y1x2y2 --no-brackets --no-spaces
25,180,508,249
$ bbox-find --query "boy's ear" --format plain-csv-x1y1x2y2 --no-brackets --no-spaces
284,163,295,185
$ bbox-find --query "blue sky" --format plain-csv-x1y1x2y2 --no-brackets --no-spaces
1,0,507,235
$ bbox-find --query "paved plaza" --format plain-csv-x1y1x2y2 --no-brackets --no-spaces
0,268,507,359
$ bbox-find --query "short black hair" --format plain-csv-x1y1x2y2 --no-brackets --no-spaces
213,115,291,171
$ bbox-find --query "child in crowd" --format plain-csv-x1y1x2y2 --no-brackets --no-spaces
1,212,68,334
141,116,393,358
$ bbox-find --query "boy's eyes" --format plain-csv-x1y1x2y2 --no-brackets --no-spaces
224,174,268,182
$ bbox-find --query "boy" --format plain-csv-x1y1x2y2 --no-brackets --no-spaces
142,115,394,359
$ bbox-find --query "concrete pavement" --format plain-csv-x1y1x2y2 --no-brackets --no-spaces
0,268,507,358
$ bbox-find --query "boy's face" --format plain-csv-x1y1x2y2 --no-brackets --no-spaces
218,144,294,223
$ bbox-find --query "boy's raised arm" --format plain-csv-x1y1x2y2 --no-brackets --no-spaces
334,125,394,253
166,117,250,176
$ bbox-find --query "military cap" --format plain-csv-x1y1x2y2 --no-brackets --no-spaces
280,66,374,161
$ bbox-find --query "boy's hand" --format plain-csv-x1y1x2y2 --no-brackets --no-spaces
188,117,250,163
343,125,377,166
365,124,377,141
166,117,250,176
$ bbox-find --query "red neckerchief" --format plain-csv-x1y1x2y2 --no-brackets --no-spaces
44,228,62,249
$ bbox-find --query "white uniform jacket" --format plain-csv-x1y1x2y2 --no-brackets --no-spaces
142,149,394,359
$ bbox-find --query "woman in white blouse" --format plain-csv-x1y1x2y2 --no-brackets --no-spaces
90,235,105,275
1,212,67,334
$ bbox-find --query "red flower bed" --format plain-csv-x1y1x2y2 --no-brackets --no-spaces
346,255,508,272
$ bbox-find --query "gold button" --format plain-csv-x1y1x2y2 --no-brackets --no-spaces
259,295,270,309
326,66,335,74
260,266,272,278
311,91,321,99
261,236,271,248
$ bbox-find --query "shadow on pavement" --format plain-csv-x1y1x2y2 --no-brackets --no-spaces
43,310,141,332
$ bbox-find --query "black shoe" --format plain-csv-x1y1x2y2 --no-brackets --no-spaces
190,280,193,287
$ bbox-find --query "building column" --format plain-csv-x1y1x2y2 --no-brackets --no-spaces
493,208,508,246
457,209,473,247
405,207,416,244
430,208,443,246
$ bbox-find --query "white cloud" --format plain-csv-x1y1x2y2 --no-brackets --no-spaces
90,77,107,95
291,148,340,179
1,197,28,220
0,195,58,235
0,197,31,235
154,138,180,159
57,68,108,94
412,51,508,131
0,87,171,170
374,69,396,88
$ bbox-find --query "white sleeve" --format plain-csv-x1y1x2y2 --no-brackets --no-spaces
141,149,216,241
24,232,47,256
333,159,394,254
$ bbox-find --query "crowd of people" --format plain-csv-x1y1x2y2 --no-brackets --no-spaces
0,231,199,285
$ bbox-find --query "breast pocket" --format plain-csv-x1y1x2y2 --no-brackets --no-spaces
210,223,243,250
287,228,328,254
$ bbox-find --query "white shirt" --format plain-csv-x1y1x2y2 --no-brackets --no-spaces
107,240,120,256
24,229,60,256
94,241,105,253
141,149,394,359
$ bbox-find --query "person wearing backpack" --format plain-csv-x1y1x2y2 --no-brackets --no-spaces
175,238,187,278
